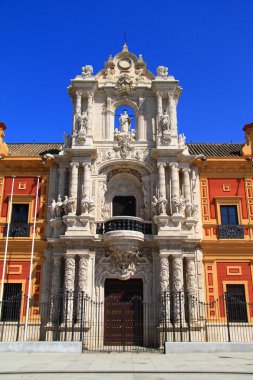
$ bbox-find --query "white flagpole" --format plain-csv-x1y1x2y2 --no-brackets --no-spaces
24,176,40,341
0,175,15,310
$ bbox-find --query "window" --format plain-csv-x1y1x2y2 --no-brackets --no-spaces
11,204,29,223
1,283,22,321
220,205,238,225
113,196,136,217
226,284,248,323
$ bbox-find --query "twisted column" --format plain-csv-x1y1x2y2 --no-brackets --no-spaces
159,255,170,322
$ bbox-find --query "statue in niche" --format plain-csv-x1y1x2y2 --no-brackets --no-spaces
119,110,131,133
77,111,88,133
160,110,170,132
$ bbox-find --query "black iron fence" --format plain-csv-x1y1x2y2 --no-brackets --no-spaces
0,291,252,351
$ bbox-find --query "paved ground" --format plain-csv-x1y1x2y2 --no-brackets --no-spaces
0,351,253,379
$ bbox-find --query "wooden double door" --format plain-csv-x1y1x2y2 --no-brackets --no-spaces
104,279,143,346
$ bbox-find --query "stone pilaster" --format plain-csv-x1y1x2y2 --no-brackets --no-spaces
186,256,198,321
57,166,66,198
170,163,180,215
87,91,93,134
172,255,184,321
41,250,52,301
51,256,62,297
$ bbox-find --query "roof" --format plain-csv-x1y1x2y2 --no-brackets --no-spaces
8,143,62,157
6,142,244,158
187,143,243,157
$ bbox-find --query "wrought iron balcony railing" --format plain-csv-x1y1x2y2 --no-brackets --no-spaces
218,224,244,239
96,218,152,235
4,223,31,238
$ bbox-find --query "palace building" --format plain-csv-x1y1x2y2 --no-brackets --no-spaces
0,46,252,349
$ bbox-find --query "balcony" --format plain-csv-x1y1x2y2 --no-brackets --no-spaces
218,224,244,239
98,217,152,252
4,223,31,238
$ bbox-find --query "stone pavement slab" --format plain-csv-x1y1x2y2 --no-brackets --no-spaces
0,352,252,380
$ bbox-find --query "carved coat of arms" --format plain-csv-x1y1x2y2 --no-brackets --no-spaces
116,74,134,95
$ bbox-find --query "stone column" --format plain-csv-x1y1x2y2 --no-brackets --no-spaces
82,163,91,197
170,163,180,214
41,251,52,302
57,166,66,198
64,254,76,321
78,254,89,322
159,255,170,322
87,91,93,135
137,96,144,140
158,163,166,198
69,161,79,201
172,255,184,322
156,92,163,117
168,93,177,134
75,91,82,114
105,95,112,140
51,256,62,297
51,255,62,322
182,168,191,203
186,256,198,321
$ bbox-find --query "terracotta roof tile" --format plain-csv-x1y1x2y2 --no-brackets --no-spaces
8,143,62,157
187,143,243,157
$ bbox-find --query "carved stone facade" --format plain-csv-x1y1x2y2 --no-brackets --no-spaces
44,44,204,326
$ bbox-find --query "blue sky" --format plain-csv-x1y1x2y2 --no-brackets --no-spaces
0,0,252,144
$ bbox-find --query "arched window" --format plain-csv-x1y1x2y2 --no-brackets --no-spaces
114,105,136,139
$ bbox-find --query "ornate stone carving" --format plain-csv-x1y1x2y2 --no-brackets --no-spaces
152,196,167,215
67,193,76,214
82,65,93,79
160,256,169,292
78,255,89,293
116,73,134,95
159,110,171,145
157,66,168,78
65,255,75,291
173,256,183,292
171,196,181,214
113,134,135,159
81,195,95,215
96,250,151,283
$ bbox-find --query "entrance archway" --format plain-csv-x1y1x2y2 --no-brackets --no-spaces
104,278,143,346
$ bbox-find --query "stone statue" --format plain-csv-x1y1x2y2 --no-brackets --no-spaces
160,110,170,132
152,196,167,215
55,195,64,217
63,195,69,215
157,66,168,78
81,195,95,214
82,65,93,79
67,193,76,214
171,196,181,214
119,110,131,133
49,199,56,219
63,133,71,148
77,111,88,133
185,201,192,218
